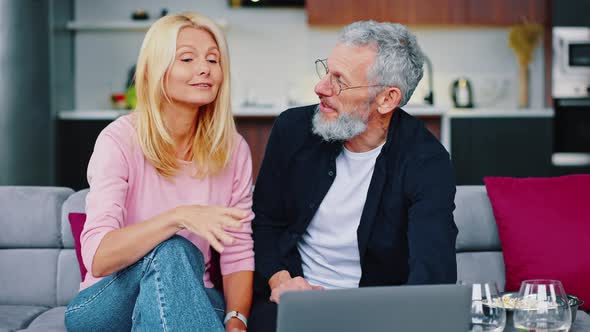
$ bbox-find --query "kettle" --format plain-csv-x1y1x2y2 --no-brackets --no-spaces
450,78,474,108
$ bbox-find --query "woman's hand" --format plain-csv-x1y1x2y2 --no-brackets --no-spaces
172,205,248,253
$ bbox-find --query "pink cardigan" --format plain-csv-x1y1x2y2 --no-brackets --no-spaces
79,114,255,290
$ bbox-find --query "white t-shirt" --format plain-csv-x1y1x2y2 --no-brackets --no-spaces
297,143,384,289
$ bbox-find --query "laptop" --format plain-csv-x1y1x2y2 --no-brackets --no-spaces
277,284,471,332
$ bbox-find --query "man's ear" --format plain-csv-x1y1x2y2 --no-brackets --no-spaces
375,87,402,115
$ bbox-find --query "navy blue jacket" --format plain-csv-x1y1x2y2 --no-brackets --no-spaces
252,104,458,297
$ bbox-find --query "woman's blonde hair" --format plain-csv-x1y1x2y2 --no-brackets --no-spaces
134,12,235,178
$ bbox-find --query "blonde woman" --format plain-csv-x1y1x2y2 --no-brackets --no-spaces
65,12,253,332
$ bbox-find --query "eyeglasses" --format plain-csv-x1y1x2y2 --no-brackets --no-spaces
314,58,388,96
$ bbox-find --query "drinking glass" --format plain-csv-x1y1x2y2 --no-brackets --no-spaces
513,279,571,331
461,281,507,332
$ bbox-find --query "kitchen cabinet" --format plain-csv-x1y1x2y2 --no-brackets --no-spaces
464,0,547,25
420,115,442,139
234,116,275,183
307,0,464,25
450,115,553,185
57,119,110,190
57,110,442,189
56,115,277,190
307,0,548,26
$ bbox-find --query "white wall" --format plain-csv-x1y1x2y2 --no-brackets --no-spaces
73,0,545,110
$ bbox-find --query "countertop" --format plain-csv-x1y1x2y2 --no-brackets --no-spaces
58,106,555,155
56,105,446,120
446,107,554,118
56,107,289,120
57,106,554,120
58,105,445,120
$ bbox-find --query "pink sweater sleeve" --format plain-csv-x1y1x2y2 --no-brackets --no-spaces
219,136,255,275
80,128,130,277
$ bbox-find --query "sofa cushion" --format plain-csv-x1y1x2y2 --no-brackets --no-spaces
0,187,73,248
67,213,87,281
484,175,590,310
0,305,47,332
573,311,590,331
56,250,81,306
17,307,65,332
456,252,505,291
60,189,88,249
0,250,58,307
454,186,502,252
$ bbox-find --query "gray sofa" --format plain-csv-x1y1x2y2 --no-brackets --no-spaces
0,186,588,331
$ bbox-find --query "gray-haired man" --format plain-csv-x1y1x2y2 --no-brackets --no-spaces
249,21,458,332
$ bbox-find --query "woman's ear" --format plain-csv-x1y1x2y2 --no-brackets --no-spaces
375,87,402,115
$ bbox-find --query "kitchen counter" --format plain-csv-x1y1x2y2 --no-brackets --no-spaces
58,110,130,120
445,108,554,118
56,105,557,188
57,104,448,120
57,105,448,185
440,108,554,152
56,108,285,120
58,106,553,120
58,106,554,154
447,110,555,184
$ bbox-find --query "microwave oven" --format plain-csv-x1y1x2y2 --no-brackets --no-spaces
552,27,590,98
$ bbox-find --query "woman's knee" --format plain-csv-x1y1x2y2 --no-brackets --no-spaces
152,235,205,265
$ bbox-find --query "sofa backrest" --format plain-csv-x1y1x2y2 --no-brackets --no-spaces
0,185,507,307
0,186,76,307
454,186,505,290
56,186,507,289
58,189,89,305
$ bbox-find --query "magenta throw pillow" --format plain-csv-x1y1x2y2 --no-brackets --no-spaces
68,212,87,281
484,175,590,310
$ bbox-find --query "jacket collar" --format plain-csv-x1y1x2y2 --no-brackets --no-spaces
356,107,403,264
381,107,403,153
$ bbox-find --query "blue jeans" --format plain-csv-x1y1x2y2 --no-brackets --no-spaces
65,236,225,332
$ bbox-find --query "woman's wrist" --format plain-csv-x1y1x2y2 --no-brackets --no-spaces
224,311,248,329
164,207,185,231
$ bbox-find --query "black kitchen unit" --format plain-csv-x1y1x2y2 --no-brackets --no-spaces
450,115,553,185
552,98,590,175
554,99,590,153
57,118,113,190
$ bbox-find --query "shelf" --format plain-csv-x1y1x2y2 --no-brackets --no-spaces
58,110,130,120
66,20,154,31
58,107,283,120
66,19,229,32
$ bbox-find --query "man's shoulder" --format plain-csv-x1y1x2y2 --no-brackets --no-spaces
270,104,317,148
275,104,317,130
395,109,450,161
394,110,455,193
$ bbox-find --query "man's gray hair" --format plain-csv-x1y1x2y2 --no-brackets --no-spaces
339,21,424,106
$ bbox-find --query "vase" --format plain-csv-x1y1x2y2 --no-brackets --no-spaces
518,64,529,109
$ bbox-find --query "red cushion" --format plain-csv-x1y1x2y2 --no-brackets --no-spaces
484,175,590,310
68,213,87,281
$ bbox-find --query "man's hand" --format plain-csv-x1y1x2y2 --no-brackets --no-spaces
269,275,324,303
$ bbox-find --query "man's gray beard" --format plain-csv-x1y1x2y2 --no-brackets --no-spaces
312,105,368,142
